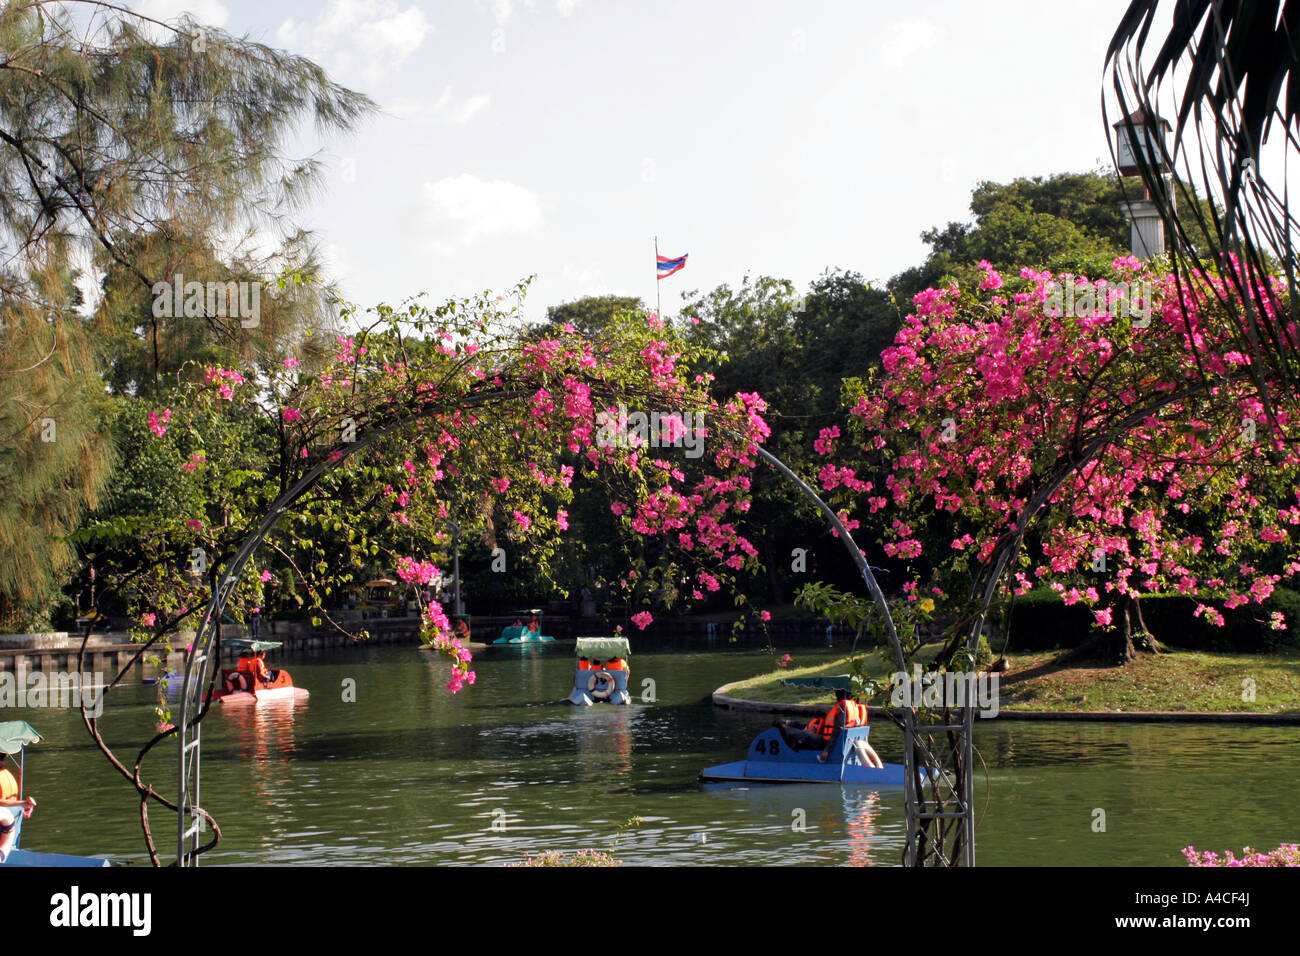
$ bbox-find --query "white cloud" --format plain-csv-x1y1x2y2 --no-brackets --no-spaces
556,0,581,15
423,174,542,252
132,0,230,28
388,87,491,125
881,20,937,70
487,0,538,26
276,0,432,82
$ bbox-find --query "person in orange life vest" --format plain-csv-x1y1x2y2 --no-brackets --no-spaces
454,618,470,641
527,614,540,633
774,689,881,765
0,768,35,863
251,650,274,684
604,657,626,671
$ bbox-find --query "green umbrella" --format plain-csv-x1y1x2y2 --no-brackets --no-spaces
0,721,41,755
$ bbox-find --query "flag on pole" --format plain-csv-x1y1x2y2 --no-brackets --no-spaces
656,253,688,280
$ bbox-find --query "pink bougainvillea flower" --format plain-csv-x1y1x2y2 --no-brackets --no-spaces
630,611,654,630
148,408,172,438
283,357,300,369
140,613,156,628
260,570,273,583
513,510,532,532
283,408,303,423
761,611,771,622
185,519,202,531
556,509,569,530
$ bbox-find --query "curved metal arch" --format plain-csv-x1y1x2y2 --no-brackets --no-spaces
176,395,941,865
177,389,527,865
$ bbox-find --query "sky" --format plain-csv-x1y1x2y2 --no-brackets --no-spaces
126,0,1153,323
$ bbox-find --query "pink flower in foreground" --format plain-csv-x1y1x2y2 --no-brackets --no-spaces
556,509,569,531
283,408,303,423
260,570,273,583
140,613,156,628
631,611,653,630
760,611,771,622
513,511,532,532
283,357,299,369
185,519,202,531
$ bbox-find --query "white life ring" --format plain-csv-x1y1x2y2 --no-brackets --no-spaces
587,670,614,701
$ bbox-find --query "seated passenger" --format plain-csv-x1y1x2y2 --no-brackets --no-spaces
251,650,274,684
0,770,35,863
774,689,882,766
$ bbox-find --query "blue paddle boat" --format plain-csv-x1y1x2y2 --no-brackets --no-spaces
566,636,631,705
700,723,912,785
495,609,555,644
0,721,111,867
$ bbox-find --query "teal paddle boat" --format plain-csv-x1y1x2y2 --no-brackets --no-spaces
0,721,111,867
566,636,631,705
494,609,555,644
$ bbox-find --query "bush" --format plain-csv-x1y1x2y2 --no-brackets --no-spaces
509,849,620,867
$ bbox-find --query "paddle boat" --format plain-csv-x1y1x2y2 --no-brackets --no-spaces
700,674,911,785
211,639,308,704
566,636,632,705
0,721,111,867
494,609,555,644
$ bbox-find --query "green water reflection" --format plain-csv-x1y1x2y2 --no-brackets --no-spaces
6,644,1296,866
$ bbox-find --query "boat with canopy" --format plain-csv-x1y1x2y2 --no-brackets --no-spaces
0,721,112,867
567,636,632,705
210,638,308,704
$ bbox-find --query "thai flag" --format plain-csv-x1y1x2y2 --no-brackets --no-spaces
657,253,688,280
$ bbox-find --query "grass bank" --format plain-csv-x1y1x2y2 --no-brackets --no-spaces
724,646,1300,714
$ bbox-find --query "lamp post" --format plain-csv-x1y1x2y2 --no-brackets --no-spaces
1113,108,1174,257
450,520,464,616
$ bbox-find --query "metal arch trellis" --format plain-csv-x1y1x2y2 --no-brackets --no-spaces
174,388,956,866
748,445,972,866
176,390,525,865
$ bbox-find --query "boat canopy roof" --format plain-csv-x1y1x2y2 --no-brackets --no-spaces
575,636,630,660
365,579,398,588
225,639,282,652
778,674,856,691
0,721,41,754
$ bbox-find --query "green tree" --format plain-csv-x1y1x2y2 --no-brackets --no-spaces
0,2,373,625
544,295,645,336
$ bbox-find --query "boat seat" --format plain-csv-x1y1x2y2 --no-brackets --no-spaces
748,725,872,769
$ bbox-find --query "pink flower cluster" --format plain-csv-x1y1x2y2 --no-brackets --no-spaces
204,367,245,401
1183,843,1300,867
421,601,475,692
148,408,171,437
396,556,441,585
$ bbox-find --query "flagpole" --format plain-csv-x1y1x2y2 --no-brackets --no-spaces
655,235,661,320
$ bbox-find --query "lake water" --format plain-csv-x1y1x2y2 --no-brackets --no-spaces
8,643,1297,866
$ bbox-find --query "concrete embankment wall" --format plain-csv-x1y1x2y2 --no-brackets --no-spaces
0,615,427,675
